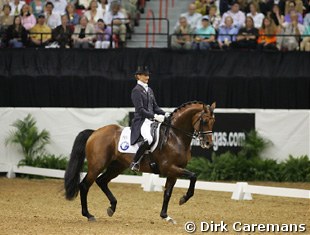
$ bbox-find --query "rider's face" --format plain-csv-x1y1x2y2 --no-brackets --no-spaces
137,74,149,84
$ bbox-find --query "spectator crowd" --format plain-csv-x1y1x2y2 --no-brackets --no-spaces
0,0,309,51
172,0,310,51
0,0,143,48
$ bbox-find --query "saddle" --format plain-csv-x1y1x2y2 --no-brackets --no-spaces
118,122,161,154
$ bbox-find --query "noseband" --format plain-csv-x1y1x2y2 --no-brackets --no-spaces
192,109,213,141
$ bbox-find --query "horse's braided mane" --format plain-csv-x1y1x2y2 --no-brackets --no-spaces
171,100,205,117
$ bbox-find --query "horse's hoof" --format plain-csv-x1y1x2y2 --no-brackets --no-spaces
88,216,96,222
179,196,186,205
163,216,177,225
107,207,114,217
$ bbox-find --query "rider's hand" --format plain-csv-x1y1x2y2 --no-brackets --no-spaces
154,114,165,123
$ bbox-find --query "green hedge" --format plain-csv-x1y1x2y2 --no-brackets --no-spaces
187,154,310,182
186,130,310,182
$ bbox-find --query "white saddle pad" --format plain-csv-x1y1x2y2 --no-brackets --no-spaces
118,123,162,154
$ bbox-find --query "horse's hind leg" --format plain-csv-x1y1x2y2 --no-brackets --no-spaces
79,173,97,221
96,160,127,217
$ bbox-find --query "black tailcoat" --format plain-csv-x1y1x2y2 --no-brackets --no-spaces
130,84,165,145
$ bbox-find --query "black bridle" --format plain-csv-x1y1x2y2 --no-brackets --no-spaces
163,104,213,141
192,108,213,141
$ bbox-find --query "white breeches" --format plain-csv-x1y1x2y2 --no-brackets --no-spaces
141,119,153,145
95,41,114,49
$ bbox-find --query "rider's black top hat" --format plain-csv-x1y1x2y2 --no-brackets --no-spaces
135,66,151,75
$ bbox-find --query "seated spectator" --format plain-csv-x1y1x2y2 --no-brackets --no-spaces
300,24,310,51
29,0,44,18
208,5,221,30
236,0,247,12
94,18,113,48
268,4,284,28
278,12,304,51
194,0,209,16
103,1,127,47
72,15,95,48
4,15,28,47
217,16,238,49
247,2,264,28
29,13,52,47
231,16,258,49
220,2,245,29
257,17,278,50
171,16,194,50
65,3,79,26
84,0,103,26
52,15,73,48
121,0,139,27
20,3,36,30
9,0,25,16
44,2,61,29
0,4,14,33
49,0,67,15
192,15,216,50
98,0,109,15
175,3,202,30
284,0,303,16
284,1,303,24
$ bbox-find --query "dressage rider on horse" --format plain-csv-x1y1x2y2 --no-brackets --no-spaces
130,66,169,171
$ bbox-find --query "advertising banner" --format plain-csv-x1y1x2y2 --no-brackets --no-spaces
191,113,255,158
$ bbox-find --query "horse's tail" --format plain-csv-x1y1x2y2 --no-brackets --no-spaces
64,129,94,200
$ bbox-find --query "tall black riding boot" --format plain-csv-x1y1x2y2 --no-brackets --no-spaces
130,140,150,171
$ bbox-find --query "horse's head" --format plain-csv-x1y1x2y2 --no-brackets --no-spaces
192,102,216,149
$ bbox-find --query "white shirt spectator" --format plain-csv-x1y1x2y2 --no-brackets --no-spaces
9,0,25,16
282,21,304,33
221,10,245,29
103,10,125,25
97,2,109,16
49,0,67,15
247,12,264,28
45,12,61,29
174,12,203,31
84,10,104,23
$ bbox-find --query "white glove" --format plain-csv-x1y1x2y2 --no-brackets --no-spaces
165,112,170,118
154,114,165,123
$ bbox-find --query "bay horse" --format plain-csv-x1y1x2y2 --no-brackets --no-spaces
64,101,216,224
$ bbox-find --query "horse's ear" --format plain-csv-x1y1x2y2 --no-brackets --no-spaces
211,102,216,110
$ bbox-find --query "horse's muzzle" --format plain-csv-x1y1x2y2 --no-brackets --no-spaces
201,142,213,149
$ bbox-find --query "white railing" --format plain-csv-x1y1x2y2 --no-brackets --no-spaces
3,165,310,200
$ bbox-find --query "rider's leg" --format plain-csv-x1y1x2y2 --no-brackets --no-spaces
131,119,153,171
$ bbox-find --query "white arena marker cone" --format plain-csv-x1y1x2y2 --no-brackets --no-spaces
231,182,252,200
142,173,162,192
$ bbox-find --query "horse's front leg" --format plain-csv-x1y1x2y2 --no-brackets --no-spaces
160,177,177,224
179,169,197,205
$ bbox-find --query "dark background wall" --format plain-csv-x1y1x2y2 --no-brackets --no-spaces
0,48,309,108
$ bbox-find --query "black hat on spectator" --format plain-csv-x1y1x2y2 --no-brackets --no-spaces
135,66,150,75
38,13,45,18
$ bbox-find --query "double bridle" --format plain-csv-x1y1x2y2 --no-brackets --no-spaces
163,105,213,141
192,109,213,141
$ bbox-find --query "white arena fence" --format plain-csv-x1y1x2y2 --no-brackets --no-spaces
2,165,309,201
